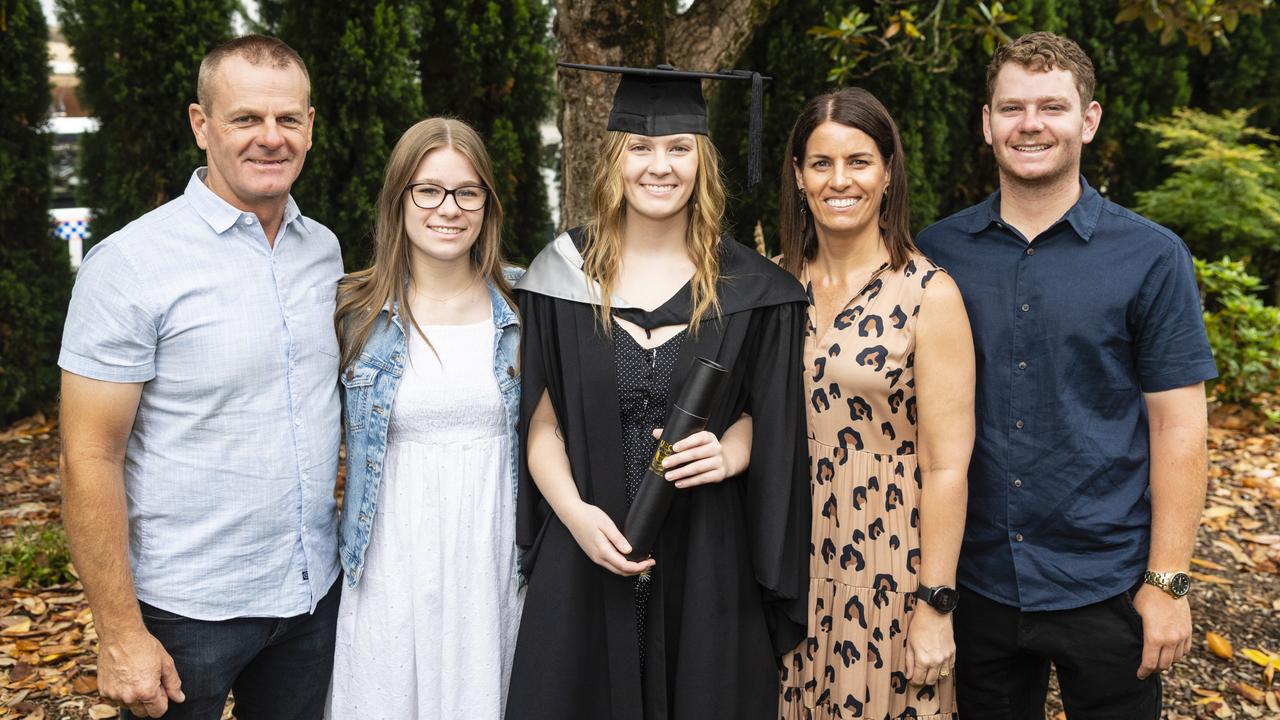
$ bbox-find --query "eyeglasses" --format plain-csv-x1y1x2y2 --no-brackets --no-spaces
405,182,489,212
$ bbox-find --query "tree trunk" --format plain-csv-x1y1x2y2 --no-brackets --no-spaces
554,0,773,229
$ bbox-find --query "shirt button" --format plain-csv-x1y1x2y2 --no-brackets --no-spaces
1020,303,1030,312
346,368,355,381
1017,361,1027,370
1015,533,1025,542
1025,247,1035,256
507,366,516,377
1015,419,1025,429
1013,478,1023,488
294,417,302,427
243,216,254,225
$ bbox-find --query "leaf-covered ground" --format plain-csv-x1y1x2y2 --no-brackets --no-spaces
0,406,1277,719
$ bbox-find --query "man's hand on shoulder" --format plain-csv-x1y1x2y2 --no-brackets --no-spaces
98,626,185,717
1133,582,1192,679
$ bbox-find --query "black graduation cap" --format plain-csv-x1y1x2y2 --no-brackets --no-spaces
558,61,770,187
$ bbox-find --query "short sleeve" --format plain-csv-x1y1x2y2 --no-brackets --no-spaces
58,243,158,383
1133,241,1217,392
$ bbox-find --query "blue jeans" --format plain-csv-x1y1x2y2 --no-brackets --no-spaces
122,579,340,720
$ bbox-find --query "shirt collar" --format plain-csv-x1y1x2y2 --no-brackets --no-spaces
185,167,308,235
966,175,1104,243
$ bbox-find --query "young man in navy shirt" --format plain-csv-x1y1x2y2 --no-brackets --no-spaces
916,32,1216,718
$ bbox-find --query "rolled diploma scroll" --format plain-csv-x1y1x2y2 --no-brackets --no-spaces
622,356,728,561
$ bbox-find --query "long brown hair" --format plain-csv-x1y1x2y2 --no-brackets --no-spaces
581,131,725,335
335,117,512,371
779,87,915,278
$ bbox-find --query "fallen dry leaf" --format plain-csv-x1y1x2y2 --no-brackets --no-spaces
1241,648,1280,669
1233,681,1267,704
71,674,97,694
1190,570,1235,585
1208,631,1235,659
86,705,116,720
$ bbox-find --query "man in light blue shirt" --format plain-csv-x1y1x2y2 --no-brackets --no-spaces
59,35,342,720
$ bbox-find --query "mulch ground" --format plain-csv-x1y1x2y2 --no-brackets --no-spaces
0,404,1277,719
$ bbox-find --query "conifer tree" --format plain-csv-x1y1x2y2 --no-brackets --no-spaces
418,0,555,262
0,0,73,420
272,1,425,268
55,0,235,244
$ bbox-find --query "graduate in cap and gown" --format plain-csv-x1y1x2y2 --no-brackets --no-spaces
505,63,810,720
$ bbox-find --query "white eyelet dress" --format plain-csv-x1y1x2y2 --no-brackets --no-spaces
327,318,524,719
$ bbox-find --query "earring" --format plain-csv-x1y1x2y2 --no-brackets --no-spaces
799,188,808,215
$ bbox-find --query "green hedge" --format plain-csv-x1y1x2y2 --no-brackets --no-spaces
0,0,71,423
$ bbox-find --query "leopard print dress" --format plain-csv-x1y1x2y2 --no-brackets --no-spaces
779,253,958,720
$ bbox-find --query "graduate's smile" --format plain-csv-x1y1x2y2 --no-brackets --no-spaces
622,133,699,222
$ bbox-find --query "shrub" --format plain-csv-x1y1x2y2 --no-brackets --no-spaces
1196,257,1280,405
1137,109,1280,294
0,523,76,589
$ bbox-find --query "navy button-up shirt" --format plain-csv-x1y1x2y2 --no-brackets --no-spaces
917,178,1216,611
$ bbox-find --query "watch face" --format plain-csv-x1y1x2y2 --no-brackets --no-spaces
932,587,959,613
1169,573,1191,597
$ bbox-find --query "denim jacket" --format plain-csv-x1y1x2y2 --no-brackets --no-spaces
338,269,523,588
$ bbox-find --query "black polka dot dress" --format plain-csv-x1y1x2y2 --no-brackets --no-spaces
612,320,687,675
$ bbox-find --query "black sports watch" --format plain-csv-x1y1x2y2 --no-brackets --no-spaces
913,585,959,613
1143,570,1191,598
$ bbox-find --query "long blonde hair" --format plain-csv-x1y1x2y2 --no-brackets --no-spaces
581,131,725,335
336,117,512,371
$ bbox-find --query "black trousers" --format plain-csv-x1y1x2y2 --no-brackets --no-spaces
954,586,1161,720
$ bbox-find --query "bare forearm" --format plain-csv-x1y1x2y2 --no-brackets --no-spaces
1147,425,1207,571
718,414,752,478
528,418,585,518
61,451,145,642
917,468,967,587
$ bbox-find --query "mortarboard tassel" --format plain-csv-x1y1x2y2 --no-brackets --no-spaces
747,71,763,188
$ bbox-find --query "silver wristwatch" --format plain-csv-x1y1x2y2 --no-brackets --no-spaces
1143,570,1191,598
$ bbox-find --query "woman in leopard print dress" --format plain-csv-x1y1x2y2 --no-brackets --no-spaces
776,88,975,719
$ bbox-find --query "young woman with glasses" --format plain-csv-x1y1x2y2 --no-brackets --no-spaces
326,117,524,719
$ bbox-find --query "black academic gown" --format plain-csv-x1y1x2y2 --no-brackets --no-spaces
506,230,810,720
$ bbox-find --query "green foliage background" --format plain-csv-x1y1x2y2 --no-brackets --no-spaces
260,0,554,267
418,0,555,264
54,0,235,245
0,0,72,423
6,0,1278,420
269,1,426,269
711,0,1280,259
1195,257,1280,405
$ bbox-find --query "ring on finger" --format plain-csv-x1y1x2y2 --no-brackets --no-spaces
939,667,951,678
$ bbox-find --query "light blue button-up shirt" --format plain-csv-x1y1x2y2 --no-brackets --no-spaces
59,168,343,621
